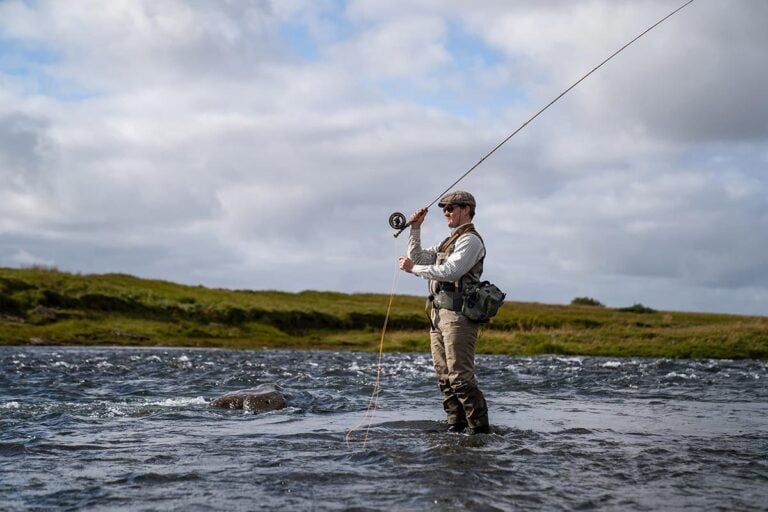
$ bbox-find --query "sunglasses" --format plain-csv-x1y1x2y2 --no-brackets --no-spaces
442,204,466,213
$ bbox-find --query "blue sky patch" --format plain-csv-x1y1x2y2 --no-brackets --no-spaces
278,0,355,61
278,21,320,61
0,37,57,76
0,37,93,101
446,21,505,69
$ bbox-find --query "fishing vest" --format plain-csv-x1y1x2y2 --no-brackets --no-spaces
429,223,485,311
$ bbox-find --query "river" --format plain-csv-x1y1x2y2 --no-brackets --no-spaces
1,347,766,511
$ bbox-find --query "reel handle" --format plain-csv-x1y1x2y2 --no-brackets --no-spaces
392,223,410,238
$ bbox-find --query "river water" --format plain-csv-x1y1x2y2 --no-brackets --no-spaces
1,347,766,511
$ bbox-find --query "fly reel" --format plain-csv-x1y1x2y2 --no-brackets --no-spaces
388,212,407,230
389,212,410,238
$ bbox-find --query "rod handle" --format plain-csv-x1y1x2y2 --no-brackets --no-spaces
392,222,411,238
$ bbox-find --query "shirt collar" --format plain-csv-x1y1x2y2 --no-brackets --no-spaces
451,222,473,234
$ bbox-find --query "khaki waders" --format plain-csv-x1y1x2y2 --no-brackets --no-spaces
430,307,489,429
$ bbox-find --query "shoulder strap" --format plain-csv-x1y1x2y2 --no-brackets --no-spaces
438,223,482,253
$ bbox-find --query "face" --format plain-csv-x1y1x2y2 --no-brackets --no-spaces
442,203,470,228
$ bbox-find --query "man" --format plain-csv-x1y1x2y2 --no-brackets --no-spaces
398,191,490,434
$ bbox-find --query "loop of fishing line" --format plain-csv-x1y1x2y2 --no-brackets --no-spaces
345,239,402,449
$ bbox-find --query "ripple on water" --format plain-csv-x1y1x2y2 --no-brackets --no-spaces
0,347,766,511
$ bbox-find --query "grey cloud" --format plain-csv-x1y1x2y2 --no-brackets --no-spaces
526,2,768,145
2,0,282,93
0,113,51,190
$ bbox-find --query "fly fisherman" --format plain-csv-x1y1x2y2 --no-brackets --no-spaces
398,191,490,434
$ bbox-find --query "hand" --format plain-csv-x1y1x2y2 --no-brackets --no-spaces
398,256,414,273
409,208,427,229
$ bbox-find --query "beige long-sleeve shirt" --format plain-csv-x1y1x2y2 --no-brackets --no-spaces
407,223,485,283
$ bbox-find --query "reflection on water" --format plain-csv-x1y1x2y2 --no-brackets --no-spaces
1,347,766,511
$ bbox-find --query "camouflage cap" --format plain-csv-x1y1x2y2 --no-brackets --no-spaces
437,190,476,208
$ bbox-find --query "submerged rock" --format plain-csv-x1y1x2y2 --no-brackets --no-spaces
209,383,287,411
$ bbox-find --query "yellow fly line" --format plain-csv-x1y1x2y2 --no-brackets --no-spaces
344,245,401,449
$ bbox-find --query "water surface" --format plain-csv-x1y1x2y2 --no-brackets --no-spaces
1,347,766,511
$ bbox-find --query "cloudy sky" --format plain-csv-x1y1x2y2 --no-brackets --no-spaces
1,0,766,315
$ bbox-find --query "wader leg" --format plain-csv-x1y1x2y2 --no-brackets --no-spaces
437,309,489,430
430,309,465,426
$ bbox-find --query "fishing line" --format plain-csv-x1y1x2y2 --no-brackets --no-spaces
345,243,402,449
390,0,695,237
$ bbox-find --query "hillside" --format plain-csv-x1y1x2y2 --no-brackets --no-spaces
1,267,766,359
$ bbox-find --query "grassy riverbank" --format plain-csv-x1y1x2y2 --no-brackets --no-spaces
1,267,766,359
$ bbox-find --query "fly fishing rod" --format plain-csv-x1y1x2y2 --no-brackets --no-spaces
389,0,695,237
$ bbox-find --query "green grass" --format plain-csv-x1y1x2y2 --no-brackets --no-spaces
1,267,766,359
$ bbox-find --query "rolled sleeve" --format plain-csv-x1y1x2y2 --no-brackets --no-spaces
407,227,439,265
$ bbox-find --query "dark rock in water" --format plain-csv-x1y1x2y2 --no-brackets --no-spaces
209,383,287,411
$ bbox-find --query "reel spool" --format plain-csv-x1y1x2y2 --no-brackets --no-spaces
388,212,407,230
